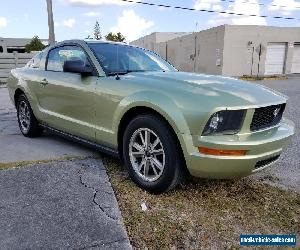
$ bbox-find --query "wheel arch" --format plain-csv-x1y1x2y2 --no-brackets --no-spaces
14,88,25,106
113,91,190,134
113,91,191,161
13,86,42,123
117,105,189,173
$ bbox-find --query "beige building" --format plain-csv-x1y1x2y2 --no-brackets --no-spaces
0,37,48,83
132,32,190,52
131,25,300,76
0,37,48,53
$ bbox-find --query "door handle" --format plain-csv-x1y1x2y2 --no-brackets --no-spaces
40,78,49,86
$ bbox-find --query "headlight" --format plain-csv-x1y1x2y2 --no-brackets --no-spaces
202,110,246,135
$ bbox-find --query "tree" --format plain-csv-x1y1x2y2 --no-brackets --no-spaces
25,36,46,53
94,21,102,40
105,32,126,42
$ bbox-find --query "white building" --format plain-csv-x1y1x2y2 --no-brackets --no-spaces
131,25,300,76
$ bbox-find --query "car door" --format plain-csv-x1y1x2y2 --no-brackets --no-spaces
21,52,50,122
89,43,128,147
36,45,97,141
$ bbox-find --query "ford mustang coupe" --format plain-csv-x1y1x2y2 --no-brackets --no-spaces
7,40,294,193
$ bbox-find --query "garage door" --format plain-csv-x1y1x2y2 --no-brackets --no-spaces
265,43,287,75
291,44,300,73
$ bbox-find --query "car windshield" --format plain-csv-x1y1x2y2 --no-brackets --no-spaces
88,42,176,75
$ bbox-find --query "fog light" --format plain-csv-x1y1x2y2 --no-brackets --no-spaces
199,147,247,156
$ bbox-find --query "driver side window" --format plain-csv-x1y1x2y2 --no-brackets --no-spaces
46,45,88,72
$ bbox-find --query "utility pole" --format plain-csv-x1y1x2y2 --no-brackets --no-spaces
46,0,55,45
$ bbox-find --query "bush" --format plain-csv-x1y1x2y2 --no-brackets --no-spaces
105,32,126,42
25,36,46,53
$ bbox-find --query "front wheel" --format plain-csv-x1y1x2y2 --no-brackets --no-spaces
123,114,184,194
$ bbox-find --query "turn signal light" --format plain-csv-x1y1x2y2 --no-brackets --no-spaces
198,147,247,156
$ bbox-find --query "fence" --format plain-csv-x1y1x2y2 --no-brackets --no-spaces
0,52,34,83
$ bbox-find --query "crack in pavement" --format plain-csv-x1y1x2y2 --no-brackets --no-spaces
0,158,131,249
78,164,119,221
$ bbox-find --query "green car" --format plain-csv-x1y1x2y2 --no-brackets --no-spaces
7,40,294,193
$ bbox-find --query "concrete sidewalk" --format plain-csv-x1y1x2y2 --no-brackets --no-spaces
0,158,131,249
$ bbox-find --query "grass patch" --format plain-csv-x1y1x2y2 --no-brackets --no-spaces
0,156,87,170
239,75,288,81
103,156,300,249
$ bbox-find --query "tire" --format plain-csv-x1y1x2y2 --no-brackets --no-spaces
123,114,184,194
17,94,42,137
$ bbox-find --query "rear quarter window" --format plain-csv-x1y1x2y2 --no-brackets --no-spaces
26,53,43,68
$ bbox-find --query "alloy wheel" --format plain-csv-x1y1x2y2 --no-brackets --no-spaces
18,100,31,134
129,128,165,182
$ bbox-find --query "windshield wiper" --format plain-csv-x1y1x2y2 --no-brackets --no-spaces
107,70,149,76
107,71,129,76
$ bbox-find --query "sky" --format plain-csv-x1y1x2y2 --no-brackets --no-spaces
0,0,299,42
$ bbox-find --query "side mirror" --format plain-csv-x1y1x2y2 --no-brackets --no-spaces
63,59,93,75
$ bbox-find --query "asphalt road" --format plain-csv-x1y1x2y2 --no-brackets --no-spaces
0,88,131,249
251,76,300,193
0,158,131,249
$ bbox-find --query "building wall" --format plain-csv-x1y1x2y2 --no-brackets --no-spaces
166,33,196,72
131,28,225,75
155,32,190,43
131,32,189,51
0,39,8,54
131,33,157,51
154,42,167,60
194,25,224,75
131,26,300,76
222,25,300,76
153,26,225,74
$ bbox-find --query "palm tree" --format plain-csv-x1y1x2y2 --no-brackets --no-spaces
94,21,102,40
46,0,55,45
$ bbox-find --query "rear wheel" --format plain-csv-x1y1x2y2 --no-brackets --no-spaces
123,114,184,193
17,94,42,137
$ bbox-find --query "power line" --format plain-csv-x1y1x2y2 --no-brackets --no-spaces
217,0,300,10
121,0,300,21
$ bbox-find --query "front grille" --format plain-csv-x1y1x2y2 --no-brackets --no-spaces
254,155,280,169
250,104,286,131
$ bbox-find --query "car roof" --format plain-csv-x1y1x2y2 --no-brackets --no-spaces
52,39,131,47
84,39,127,46
46,39,146,52
43,39,157,59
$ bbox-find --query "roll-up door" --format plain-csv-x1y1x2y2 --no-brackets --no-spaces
291,43,300,73
265,43,287,75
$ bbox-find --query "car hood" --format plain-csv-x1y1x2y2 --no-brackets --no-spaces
127,71,287,108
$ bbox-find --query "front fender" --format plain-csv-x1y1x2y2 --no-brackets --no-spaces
112,90,191,136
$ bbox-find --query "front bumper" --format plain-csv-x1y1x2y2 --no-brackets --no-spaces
183,118,295,179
